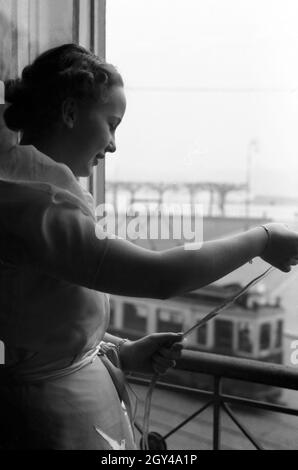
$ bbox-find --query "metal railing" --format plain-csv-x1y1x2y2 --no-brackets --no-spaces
128,350,298,450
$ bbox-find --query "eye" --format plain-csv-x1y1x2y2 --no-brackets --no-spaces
108,117,121,132
109,123,117,132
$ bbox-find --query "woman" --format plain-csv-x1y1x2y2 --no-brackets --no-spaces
0,43,298,450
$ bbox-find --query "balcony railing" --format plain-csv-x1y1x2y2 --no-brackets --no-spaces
128,350,298,450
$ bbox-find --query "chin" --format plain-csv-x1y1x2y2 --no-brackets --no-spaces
78,164,93,178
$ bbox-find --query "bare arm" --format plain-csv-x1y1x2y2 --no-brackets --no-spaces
94,227,268,299
1,181,297,300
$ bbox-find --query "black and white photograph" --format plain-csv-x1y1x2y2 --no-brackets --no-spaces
0,0,298,455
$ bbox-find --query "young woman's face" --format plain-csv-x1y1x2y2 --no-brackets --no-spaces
65,85,126,177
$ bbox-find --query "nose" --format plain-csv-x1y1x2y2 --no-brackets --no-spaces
106,138,116,154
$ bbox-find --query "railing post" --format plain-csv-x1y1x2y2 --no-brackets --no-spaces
213,376,222,450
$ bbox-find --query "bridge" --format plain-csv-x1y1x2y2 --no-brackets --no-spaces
106,181,247,217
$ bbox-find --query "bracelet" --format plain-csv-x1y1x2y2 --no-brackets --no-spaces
116,338,130,371
259,225,271,259
116,338,129,355
261,224,271,246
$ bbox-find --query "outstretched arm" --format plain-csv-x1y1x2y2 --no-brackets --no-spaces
1,181,297,300
95,225,268,299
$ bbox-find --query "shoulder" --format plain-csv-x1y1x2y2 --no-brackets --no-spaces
81,188,96,214
0,144,92,213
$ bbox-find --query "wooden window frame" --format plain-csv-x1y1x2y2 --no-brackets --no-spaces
3,0,106,206
73,0,106,207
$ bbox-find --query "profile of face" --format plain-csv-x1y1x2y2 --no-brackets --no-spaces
60,84,126,177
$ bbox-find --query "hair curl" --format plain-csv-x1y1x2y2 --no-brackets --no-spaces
4,43,123,134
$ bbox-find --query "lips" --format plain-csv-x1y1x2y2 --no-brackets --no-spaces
92,153,105,166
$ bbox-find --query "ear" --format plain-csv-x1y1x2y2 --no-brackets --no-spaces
99,84,110,104
61,98,78,129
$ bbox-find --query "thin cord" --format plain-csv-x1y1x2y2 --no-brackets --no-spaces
142,374,158,450
141,266,274,449
183,266,273,338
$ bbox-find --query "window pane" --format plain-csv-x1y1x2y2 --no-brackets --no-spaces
123,302,147,333
197,323,208,346
275,320,283,348
157,308,183,333
237,322,253,353
260,323,271,351
215,319,233,352
106,1,296,370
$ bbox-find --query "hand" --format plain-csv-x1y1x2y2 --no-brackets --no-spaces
260,223,298,272
119,332,184,375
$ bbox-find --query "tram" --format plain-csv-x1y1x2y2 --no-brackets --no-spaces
107,282,284,402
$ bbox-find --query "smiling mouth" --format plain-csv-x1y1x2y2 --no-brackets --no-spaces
92,153,105,166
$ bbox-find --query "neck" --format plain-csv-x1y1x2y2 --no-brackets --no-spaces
21,133,59,160
20,131,80,178
20,135,81,184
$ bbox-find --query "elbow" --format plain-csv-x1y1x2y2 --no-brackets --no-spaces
147,281,170,300
156,289,171,301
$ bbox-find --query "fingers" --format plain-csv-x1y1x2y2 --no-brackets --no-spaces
141,332,184,374
151,341,184,374
261,224,298,270
158,343,183,360
279,256,298,272
152,353,176,375
150,332,183,347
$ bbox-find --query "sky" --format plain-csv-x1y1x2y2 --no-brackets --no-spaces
106,0,298,198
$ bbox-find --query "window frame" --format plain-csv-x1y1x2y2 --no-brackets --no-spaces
214,318,234,353
73,0,106,206
3,0,107,206
259,322,272,353
236,320,255,356
122,301,148,334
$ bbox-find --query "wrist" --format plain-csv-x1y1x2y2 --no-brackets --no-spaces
259,225,271,257
260,224,270,245
250,226,270,258
116,337,130,354
117,338,132,371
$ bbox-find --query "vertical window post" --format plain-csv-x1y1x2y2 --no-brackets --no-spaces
91,0,106,208
74,0,106,206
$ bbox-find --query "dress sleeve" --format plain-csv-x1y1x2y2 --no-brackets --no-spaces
0,178,165,299
0,179,109,289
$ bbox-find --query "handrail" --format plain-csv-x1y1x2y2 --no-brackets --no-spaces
129,350,298,449
176,350,298,390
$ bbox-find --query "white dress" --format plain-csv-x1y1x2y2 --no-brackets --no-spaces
0,142,135,449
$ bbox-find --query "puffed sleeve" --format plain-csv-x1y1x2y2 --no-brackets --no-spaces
0,177,166,299
0,179,110,289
